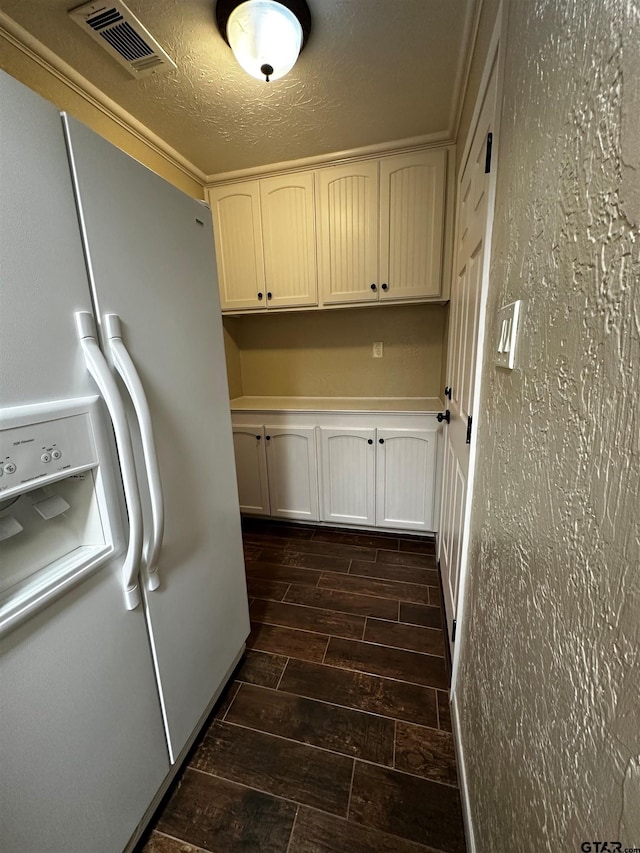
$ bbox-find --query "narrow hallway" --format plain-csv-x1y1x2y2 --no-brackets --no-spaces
139,519,466,852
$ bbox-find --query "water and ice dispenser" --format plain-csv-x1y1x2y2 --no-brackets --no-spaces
0,397,122,635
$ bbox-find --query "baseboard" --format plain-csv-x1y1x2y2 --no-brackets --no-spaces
451,692,477,853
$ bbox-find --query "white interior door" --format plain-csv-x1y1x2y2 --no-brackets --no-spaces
439,60,499,652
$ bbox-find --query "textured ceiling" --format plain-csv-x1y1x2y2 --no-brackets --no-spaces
0,0,475,175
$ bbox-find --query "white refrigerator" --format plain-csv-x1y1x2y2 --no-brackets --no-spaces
0,69,250,852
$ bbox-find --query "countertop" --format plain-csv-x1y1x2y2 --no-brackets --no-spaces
229,396,444,414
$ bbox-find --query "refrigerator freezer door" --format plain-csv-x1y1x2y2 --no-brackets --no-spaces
64,115,251,760
0,71,170,852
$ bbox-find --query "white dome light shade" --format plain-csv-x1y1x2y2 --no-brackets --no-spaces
227,0,303,82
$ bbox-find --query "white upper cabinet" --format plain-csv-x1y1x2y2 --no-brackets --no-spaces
209,145,450,313
379,150,446,301
209,182,265,311
260,173,318,308
210,175,317,311
316,161,380,305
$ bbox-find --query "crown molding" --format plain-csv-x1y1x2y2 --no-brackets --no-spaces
205,131,453,185
0,12,206,186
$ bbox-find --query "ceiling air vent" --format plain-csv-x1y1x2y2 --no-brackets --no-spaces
69,1,176,78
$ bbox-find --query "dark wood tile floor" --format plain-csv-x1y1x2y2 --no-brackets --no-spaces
138,519,466,853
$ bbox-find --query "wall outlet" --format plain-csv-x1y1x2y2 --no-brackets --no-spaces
373,341,384,358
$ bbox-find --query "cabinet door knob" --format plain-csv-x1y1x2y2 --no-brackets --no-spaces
370,283,377,291
267,291,273,300
257,292,263,300
379,438,385,444
367,438,373,445
255,435,261,440
381,283,388,291
265,435,271,440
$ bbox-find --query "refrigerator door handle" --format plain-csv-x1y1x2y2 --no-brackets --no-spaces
75,312,142,610
104,313,164,592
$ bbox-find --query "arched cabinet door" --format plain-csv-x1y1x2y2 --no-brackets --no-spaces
318,427,376,526
379,149,446,302
232,424,270,515
209,182,265,311
260,173,318,308
264,426,319,521
375,428,437,531
317,161,379,305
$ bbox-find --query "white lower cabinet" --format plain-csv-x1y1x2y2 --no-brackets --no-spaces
375,428,437,531
232,425,270,515
232,423,319,521
231,405,442,533
265,427,319,521
318,428,376,525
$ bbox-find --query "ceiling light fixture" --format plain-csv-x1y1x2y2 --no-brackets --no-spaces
215,0,312,82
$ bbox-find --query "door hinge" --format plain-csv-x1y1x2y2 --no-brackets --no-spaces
452,619,457,643
485,132,493,173
466,416,473,444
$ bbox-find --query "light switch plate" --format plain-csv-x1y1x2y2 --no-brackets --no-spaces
495,300,521,369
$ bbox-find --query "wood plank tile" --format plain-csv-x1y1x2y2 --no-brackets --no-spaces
312,529,400,549
247,622,329,663
289,806,438,852
350,559,439,587
319,572,429,605
398,537,437,555
246,577,290,602
245,560,321,587
242,519,316,540
324,638,449,689
278,659,438,728
349,763,466,852
258,547,351,573
191,722,353,815
213,680,240,721
437,691,452,732
243,533,292,550
399,602,442,629
226,683,394,765
429,585,443,607
395,722,458,787
140,830,207,853
235,650,288,688
284,585,399,620
156,768,297,853
250,599,365,640
363,619,445,656
284,539,377,562
376,549,437,570
243,545,262,561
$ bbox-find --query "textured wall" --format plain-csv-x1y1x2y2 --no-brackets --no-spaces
457,0,640,849
0,32,204,199
225,304,446,398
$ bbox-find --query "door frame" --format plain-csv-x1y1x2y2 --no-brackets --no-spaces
447,3,508,697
